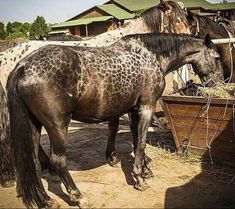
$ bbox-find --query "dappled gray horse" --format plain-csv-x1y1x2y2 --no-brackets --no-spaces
0,0,191,188
7,33,223,208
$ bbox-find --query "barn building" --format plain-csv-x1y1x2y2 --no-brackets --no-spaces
50,0,235,37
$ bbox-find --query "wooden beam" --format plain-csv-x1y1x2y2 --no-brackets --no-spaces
212,38,235,45
85,25,88,37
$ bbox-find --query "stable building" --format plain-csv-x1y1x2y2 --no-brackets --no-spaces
50,0,235,37
214,1,235,20
51,4,135,37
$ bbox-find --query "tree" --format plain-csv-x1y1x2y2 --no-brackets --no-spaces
0,22,7,40
30,16,49,39
5,21,30,40
6,22,13,35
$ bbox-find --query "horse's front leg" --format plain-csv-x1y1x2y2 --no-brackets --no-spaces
132,104,154,191
106,117,120,167
130,108,153,179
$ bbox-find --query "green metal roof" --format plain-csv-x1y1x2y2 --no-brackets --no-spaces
51,16,113,29
107,0,220,12
48,29,69,35
109,0,160,12
214,2,235,10
172,0,216,10
97,4,135,19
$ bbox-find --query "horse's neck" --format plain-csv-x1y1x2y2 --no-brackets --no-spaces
77,18,150,47
161,41,202,76
199,17,228,39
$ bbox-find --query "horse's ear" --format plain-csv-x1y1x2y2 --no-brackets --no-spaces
204,34,213,48
160,0,171,12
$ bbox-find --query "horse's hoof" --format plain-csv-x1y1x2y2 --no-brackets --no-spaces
0,180,15,188
45,198,60,208
107,155,120,167
134,181,150,191
78,196,92,209
142,168,154,179
69,190,82,202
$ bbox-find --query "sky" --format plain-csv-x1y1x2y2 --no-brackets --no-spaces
0,0,235,24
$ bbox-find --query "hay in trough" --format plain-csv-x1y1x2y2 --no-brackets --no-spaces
173,82,235,99
198,83,235,99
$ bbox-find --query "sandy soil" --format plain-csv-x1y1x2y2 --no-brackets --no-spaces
0,122,234,208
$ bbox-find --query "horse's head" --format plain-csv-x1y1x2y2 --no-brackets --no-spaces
141,0,190,34
164,1,190,34
189,35,224,86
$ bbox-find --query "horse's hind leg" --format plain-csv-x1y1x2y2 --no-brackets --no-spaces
130,108,153,179
46,119,89,207
39,144,56,175
106,117,120,166
28,114,60,208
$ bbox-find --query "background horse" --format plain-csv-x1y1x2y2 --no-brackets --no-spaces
187,10,235,83
7,33,223,208
0,0,191,187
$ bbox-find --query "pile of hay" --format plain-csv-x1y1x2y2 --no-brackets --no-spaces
173,82,235,99
198,83,235,99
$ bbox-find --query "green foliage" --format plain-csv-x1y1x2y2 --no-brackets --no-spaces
29,16,49,39
5,21,30,40
0,22,7,40
1,16,49,40
6,22,13,34
6,21,28,36
5,32,26,40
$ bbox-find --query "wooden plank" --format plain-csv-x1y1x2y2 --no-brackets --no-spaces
175,125,234,146
171,115,233,132
160,99,181,150
167,103,233,119
161,95,235,105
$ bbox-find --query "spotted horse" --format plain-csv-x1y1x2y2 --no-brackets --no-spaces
6,33,224,208
0,0,191,188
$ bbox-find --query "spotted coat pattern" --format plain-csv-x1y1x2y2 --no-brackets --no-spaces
0,1,191,93
18,38,164,121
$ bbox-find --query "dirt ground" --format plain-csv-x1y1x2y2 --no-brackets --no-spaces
0,121,235,208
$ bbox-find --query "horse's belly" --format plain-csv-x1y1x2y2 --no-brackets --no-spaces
73,94,137,121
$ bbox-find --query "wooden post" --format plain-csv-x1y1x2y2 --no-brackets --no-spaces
85,25,88,37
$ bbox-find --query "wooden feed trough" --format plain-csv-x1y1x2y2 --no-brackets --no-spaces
161,95,235,166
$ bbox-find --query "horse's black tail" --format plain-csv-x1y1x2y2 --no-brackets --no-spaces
7,65,46,207
0,81,15,187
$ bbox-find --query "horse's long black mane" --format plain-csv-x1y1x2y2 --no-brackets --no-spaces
124,33,200,57
141,1,188,32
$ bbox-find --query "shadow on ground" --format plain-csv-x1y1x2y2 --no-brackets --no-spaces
164,119,235,209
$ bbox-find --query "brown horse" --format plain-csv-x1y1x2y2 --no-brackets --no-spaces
187,10,235,82
7,33,223,208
